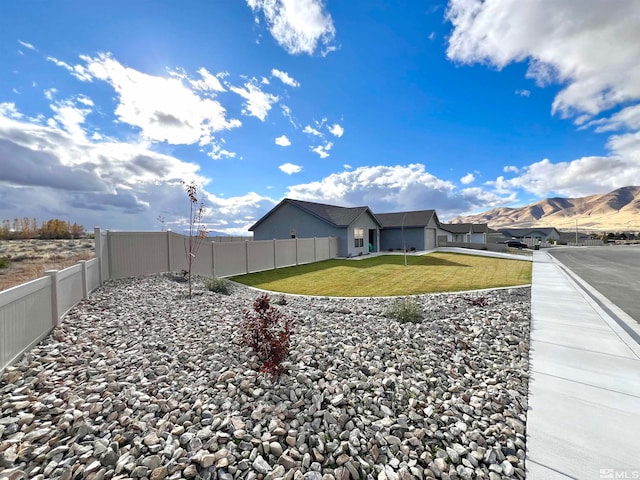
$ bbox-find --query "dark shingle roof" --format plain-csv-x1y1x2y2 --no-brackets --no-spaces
287,199,378,227
441,223,488,234
498,227,559,237
376,210,437,228
249,198,382,231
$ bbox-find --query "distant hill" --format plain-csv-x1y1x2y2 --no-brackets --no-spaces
450,186,640,231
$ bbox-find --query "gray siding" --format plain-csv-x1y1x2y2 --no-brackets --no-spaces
253,202,352,256
347,212,380,257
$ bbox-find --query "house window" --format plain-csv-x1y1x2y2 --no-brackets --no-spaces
354,227,364,247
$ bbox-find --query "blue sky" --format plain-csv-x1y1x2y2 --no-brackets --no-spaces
1,0,639,234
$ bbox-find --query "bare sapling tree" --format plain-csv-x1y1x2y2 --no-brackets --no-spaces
184,181,208,299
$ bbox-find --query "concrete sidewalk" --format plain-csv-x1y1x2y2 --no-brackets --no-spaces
527,251,640,479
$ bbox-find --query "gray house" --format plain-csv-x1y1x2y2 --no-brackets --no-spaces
440,223,488,244
498,227,560,242
376,210,441,251
249,199,382,258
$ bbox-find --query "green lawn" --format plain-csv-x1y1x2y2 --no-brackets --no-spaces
230,252,532,296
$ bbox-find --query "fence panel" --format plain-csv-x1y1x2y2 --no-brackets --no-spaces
248,240,276,273
57,264,84,317
315,237,330,260
0,277,53,372
297,238,315,264
275,239,297,268
87,258,101,292
213,242,248,277
109,232,169,278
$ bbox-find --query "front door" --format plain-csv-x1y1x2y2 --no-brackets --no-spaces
368,229,376,252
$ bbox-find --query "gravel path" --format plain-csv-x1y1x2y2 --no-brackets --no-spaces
0,275,530,480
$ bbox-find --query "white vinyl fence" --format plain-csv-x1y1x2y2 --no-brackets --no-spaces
1,229,339,372
0,258,100,373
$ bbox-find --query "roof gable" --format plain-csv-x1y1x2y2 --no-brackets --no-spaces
376,210,437,228
249,198,382,231
441,223,488,234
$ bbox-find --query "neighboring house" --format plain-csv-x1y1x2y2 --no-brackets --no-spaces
498,227,561,243
376,210,442,251
249,198,382,258
440,223,488,244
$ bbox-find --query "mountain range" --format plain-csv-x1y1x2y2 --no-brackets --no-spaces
450,186,640,231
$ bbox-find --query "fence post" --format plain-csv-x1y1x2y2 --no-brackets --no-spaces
273,239,277,270
211,241,216,277
245,241,250,274
45,270,60,327
295,237,299,265
94,227,103,285
314,238,317,262
167,230,173,272
328,237,332,258
79,260,89,298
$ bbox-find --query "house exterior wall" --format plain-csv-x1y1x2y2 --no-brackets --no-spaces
252,202,340,241
347,213,379,257
380,227,424,251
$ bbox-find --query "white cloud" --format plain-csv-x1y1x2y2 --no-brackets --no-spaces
0,102,23,120
515,89,530,97
247,0,336,56
311,142,332,158
58,53,242,145
47,56,93,81
590,104,640,133
208,140,236,160
460,173,475,184
281,104,297,128
0,107,277,235
18,40,36,51
187,67,226,93
229,79,279,121
487,155,640,199
287,164,509,216
279,162,302,174
446,0,640,120
428,32,436,41
503,165,520,174
275,134,291,146
271,68,300,87
48,97,93,140
303,124,322,136
343,164,352,170
328,123,344,137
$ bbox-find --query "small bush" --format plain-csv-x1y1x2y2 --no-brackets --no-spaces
0,256,9,269
205,277,231,295
466,296,487,307
273,295,288,306
386,298,424,324
239,294,294,377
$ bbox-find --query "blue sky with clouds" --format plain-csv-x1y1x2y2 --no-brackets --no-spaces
1,0,639,234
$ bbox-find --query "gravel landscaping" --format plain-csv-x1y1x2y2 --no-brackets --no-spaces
0,274,530,480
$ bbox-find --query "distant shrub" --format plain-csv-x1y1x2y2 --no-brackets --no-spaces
386,298,424,324
239,294,294,378
205,277,231,295
466,296,487,307
0,256,9,269
273,295,288,306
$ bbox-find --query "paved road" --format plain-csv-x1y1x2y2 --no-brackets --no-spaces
549,246,640,324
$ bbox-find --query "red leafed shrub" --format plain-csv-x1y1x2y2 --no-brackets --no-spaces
239,294,294,377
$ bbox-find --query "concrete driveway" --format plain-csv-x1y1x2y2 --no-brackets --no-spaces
549,245,640,324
